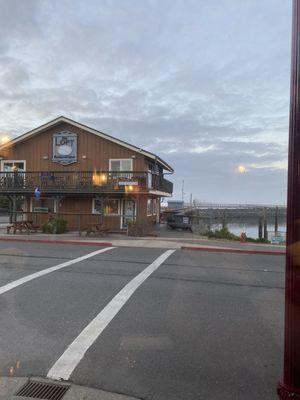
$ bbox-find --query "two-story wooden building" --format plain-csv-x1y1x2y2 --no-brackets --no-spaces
0,116,173,231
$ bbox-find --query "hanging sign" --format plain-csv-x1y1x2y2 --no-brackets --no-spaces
53,131,77,165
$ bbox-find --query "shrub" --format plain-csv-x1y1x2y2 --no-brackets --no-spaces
246,237,270,243
205,227,240,241
127,218,154,237
0,196,9,210
205,227,270,243
42,218,68,234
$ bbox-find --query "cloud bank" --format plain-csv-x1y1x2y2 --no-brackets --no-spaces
0,0,291,203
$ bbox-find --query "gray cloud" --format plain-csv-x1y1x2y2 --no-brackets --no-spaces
0,0,291,203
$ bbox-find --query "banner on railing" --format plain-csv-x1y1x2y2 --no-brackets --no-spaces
118,181,138,186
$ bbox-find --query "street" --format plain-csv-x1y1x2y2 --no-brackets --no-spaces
0,241,284,400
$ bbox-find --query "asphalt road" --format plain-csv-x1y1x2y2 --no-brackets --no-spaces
0,241,284,400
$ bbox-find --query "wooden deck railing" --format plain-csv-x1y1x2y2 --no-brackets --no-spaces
0,171,173,195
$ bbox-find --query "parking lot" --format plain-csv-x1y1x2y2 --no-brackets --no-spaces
0,241,284,400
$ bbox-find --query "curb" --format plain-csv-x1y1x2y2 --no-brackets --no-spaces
181,245,286,256
0,237,113,247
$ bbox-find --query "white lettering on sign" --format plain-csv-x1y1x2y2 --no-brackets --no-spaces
118,181,139,186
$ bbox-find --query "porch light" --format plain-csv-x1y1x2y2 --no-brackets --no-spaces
100,173,107,183
92,172,107,186
125,185,134,192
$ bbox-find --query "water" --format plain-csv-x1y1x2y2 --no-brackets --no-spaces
210,221,286,239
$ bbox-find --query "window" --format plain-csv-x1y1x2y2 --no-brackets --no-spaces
147,198,157,216
1,160,26,172
30,198,57,213
152,198,157,215
109,159,133,178
93,198,120,215
147,198,152,216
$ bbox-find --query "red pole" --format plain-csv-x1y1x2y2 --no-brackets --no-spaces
277,1,300,398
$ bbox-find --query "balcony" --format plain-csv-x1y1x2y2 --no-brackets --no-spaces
0,171,173,196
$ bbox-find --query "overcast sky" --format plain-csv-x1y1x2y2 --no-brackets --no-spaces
0,0,292,204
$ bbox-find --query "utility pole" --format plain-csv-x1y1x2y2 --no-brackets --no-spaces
181,180,185,203
277,1,300,398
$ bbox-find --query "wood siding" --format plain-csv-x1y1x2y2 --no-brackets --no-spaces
2,121,167,232
1,122,148,172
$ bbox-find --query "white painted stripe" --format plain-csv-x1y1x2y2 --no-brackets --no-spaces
0,247,115,295
47,249,176,381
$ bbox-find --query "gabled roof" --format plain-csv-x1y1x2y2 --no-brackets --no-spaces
0,116,174,172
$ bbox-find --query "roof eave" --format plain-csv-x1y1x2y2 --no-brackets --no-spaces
0,116,174,172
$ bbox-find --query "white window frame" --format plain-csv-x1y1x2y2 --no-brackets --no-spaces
92,198,120,215
109,158,133,172
121,199,136,229
30,197,57,213
147,198,152,216
1,160,26,172
152,198,157,215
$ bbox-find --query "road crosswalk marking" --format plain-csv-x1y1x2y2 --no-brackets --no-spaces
0,247,115,295
47,249,176,381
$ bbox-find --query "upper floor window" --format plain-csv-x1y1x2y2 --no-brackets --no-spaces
1,160,26,172
109,159,132,171
109,159,133,178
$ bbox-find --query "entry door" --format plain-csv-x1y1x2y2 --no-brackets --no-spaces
121,200,135,228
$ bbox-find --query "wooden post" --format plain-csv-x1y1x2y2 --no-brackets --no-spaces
258,217,263,239
275,206,279,234
78,214,81,236
263,207,268,240
8,195,13,224
277,1,300,397
222,210,226,229
12,195,17,223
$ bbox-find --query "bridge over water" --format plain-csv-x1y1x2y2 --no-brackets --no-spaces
179,203,286,219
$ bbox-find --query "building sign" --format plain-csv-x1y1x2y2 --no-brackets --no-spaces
118,181,139,186
33,207,49,213
53,131,77,165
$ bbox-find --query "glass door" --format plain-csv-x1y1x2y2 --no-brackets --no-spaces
121,200,136,228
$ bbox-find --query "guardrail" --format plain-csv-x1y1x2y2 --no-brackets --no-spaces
0,171,173,195
5,211,136,233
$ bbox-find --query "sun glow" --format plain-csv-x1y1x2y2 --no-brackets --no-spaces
0,136,10,145
237,165,246,174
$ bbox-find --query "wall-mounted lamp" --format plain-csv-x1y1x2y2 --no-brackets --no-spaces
82,155,87,159
131,155,136,159
43,156,48,160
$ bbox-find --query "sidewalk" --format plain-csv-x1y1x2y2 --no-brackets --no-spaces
0,229,286,255
0,376,138,400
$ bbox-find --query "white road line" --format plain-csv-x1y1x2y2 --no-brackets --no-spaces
0,247,115,295
47,249,176,381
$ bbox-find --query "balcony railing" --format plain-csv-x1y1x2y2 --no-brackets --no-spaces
0,171,173,195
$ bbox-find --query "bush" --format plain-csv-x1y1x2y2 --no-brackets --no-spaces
205,227,240,241
42,218,68,234
127,218,154,237
205,227,270,243
0,196,9,210
245,237,270,243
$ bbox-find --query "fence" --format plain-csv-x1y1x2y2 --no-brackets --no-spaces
7,211,136,233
